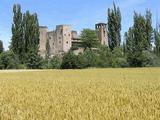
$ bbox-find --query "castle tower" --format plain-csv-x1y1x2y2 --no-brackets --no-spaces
95,23,108,46
39,26,48,57
55,25,72,54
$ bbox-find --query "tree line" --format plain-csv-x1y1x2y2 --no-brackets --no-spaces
0,3,160,69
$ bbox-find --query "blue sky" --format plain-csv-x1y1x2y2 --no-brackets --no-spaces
0,0,160,50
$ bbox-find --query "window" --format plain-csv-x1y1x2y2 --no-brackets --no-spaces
59,41,61,44
68,34,70,36
53,43,54,45
66,41,68,44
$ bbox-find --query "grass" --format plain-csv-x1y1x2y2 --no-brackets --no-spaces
0,68,160,119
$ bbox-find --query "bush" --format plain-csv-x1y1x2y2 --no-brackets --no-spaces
48,55,62,69
26,50,43,69
111,48,128,68
83,48,98,68
0,51,19,69
61,51,78,69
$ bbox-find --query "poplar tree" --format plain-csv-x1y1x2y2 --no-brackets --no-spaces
145,10,153,50
23,11,40,54
125,11,153,67
45,39,50,59
0,40,4,54
11,4,24,62
108,2,121,50
154,29,160,56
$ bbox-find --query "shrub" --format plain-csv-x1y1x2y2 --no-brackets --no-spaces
0,51,19,69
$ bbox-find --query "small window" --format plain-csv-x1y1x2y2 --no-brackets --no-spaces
64,34,66,36
59,41,61,44
68,34,70,36
66,41,68,44
53,43,54,45
59,37,61,39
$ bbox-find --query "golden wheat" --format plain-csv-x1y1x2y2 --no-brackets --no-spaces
0,68,160,120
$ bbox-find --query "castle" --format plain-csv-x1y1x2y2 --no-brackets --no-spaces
39,23,108,57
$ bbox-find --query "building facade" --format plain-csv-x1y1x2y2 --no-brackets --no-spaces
95,23,108,46
39,23,108,57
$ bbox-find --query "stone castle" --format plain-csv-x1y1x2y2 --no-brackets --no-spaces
39,23,108,57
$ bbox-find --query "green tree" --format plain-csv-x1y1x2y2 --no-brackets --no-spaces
81,29,99,49
108,2,121,50
11,4,24,62
48,55,62,69
0,40,4,54
45,39,50,59
23,11,40,54
0,51,19,69
125,11,154,67
96,46,111,67
61,51,78,69
154,29,160,56
83,48,98,68
145,10,153,50
111,48,128,68
26,50,42,69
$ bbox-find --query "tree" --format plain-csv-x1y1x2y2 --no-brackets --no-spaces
96,46,112,67
48,55,62,69
125,11,153,67
26,50,42,69
145,10,153,50
11,4,40,64
61,51,78,69
23,11,40,55
154,29,160,56
108,2,121,50
0,51,19,69
81,29,99,49
0,40,4,54
45,39,50,59
111,47,128,68
11,4,24,62
83,48,98,68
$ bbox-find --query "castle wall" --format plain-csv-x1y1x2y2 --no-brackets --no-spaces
39,23,108,57
95,23,108,46
39,26,48,58
62,25,72,52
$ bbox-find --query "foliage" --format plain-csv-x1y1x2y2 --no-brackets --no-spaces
48,55,62,69
111,47,128,67
154,29,160,56
108,2,121,50
0,40,4,54
23,11,40,54
0,51,19,69
81,29,99,49
11,4,40,64
11,4,24,62
125,11,154,67
26,50,43,69
61,51,78,69
82,48,98,68
45,39,50,59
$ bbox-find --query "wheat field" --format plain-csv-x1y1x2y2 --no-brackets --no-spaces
0,68,160,120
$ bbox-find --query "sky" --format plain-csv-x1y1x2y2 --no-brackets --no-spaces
0,0,160,50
